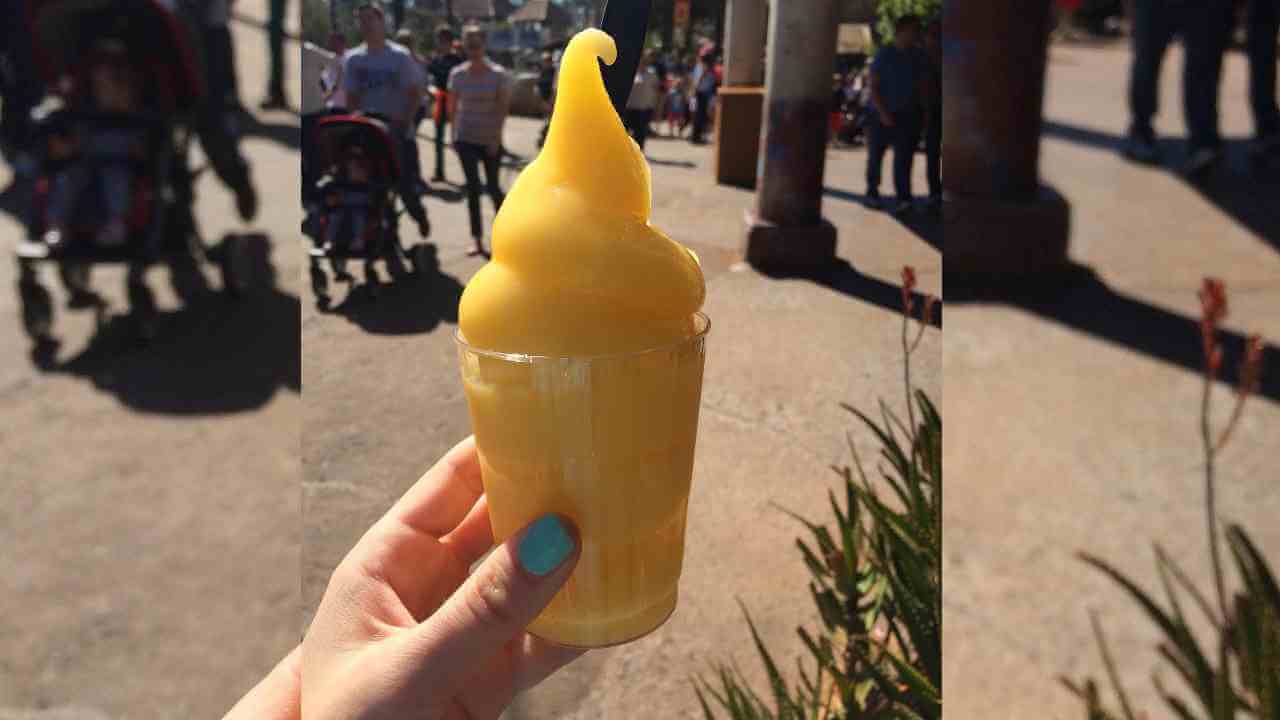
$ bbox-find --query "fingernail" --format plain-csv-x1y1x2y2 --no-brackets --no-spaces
518,515,575,577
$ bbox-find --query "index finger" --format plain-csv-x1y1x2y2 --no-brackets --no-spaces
385,435,484,540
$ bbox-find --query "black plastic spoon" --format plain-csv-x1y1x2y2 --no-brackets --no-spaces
598,0,654,117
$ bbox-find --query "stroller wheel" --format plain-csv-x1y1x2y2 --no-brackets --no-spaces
18,275,55,343
385,243,409,280
168,250,213,305
220,234,252,297
310,263,330,306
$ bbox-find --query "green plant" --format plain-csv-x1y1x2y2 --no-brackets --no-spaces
693,268,940,719
1062,278,1276,720
876,0,942,45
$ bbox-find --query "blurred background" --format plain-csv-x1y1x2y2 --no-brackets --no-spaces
0,2,300,717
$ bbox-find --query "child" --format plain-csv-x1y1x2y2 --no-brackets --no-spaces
42,39,149,250
322,142,377,255
665,73,689,138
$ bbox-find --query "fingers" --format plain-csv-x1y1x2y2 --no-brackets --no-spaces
386,436,483,539
440,493,495,569
406,514,580,696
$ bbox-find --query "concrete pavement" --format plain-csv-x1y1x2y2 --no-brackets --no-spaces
0,7,301,718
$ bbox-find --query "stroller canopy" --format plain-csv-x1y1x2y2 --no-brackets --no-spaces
29,0,203,113
314,114,402,183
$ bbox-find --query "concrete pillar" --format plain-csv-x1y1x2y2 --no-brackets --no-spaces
715,0,768,188
943,0,1070,276
723,0,767,86
744,0,839,268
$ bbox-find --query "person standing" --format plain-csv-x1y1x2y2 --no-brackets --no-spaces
321,32,348,110
1246,0,1280,157
1123,0,1234,177
923,17,943,211
536,51,556,148
343,2,431,239
396,28,429,194
172,0,258,221
448,25,511,257
865,15,927,215
427,26,465,182
689,52,718,144
624,51,661,152
261,0,289,110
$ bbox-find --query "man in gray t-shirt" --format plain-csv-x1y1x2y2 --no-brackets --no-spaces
342,2,430,238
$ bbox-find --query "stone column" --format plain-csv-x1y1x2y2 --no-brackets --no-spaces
723,0,767,86
744,0,839,268
943,0,1070,275
715,0,768,187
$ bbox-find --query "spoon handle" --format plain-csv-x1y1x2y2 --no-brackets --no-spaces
599,0,653,117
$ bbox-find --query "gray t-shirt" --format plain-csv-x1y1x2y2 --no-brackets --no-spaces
342,42,422,131
448,60,511,147
871,44,925,114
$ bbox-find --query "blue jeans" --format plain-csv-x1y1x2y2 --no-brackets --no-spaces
1128,0,1234,150
1248,0,1280,137
866,107,922,202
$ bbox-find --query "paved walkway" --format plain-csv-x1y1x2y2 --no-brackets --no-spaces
944,39,1280,718
0,8,300,718
301,96,941,716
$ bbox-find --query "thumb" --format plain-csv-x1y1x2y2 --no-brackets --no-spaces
407,514,579,693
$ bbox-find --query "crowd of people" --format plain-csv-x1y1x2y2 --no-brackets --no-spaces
320,3,510,256
313,4,959,264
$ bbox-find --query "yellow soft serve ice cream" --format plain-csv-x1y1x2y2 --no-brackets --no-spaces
458,28,705,355
456,28,708,647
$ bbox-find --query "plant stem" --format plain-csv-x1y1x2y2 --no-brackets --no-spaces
902,312,916,459
1200,368,1227,624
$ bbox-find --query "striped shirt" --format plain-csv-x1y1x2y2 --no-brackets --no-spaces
448,60,511,146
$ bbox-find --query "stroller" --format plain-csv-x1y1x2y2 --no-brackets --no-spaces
303,112,434,307
14,0,254,345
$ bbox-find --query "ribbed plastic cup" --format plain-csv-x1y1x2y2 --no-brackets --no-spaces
455,313,709,648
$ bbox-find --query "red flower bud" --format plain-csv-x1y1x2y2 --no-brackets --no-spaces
901,266,916,315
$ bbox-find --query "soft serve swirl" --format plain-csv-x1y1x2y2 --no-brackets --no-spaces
458,29,706,357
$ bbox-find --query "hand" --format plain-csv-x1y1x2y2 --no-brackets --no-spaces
302,437,584,720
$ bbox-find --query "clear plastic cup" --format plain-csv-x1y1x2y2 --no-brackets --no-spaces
455,313,709,648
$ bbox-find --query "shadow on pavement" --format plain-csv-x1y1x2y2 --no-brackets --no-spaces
322,245,465,336
646,156,697,168
424,184,465,203
947,263,1280,403
30,235,301,414
824,186,943,253
761,258,943,328
1041,119,1280,254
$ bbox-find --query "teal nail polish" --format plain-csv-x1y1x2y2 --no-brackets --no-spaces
519,515,574,576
